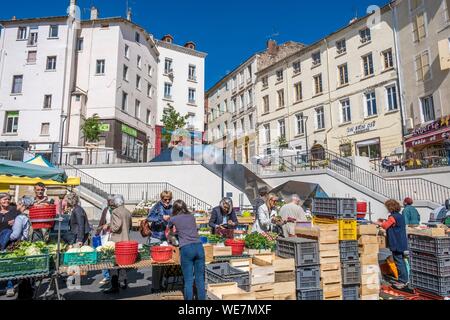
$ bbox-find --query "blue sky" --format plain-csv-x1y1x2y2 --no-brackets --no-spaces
1,0,388,89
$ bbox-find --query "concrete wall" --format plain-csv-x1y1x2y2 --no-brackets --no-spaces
383,166,450,188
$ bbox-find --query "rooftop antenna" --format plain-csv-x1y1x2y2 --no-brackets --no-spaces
267,27,280,41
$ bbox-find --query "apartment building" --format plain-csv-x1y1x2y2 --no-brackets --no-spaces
207,40,304,163
256,5,403,160
393,0,450,154
155,35,206,155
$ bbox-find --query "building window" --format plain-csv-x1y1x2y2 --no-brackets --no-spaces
315,106,325,130
125,44,130,58
277,89,285,108
164,83,172,99
123,65,129,81
312,51,321,66
75,95,81,102
147,83,152,97
40,123,50,136
96,59,105,75
135,32,140,43
336,39,347,54
296,113,305,135
363,54,374,77
240,118,245,133
49,25,59,38
239,70,245,85
232,98,237,113
4,111,19,134
248,89,253,106
17,27,27,40
11,75,23,94
146,110,151,124
136,75,142,90
356,139,381,159
148,65,153,77
410,0,424,12
383,49,394,69
442,0,450,26
262,76,269,88
264,124,271,143
164,58,173,74
188,88,196,104
249,114,254,130
137,55,142,69
27,51,37,64
386,85,398,111
240,94,245,110
247,65,252,81
77,37,84,51
412,12,427,43
28,29,38,46
341,99,351,123
293,61,301,74
360,28,371,43
314,74,323,95
224,100,228,112
232,76,237,90
421,95,436,122
276,69,284,82
121,133,141,161
122,92,128,111
43,95,52,109
135,99,141,119
278,119,286,139
294,82,302,102
46,56,57,71
365,91,377,117
415,51,431,82
188,65,196,81
338,64,349,86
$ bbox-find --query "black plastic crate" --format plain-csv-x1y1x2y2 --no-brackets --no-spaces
408,235,450,257
339,241,359,262
312,198,357,219
276,238,319,267
410,271,450,297
206,262,250,291
410,253,450,277
296,265,321,290
296,288,323,300
341,261,361,285
343,285,360,300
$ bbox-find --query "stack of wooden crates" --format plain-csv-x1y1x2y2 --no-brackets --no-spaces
357,224,381,300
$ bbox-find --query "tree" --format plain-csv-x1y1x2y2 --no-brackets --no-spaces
81,114,101,143
161,105,189,146
277,136,288,150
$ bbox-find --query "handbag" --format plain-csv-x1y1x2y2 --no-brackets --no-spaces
139,219,152,238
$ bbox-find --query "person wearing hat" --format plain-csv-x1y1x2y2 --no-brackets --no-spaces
444,133,450,166
402,197,421,226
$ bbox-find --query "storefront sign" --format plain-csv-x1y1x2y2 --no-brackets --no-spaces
99,124,110,132
412,115,450,137
121,124,137,138
347,121,376,136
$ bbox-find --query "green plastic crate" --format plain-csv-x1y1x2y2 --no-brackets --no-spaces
63,251,98,266
0,251,50,279
138,244,151,261
97,251,115,264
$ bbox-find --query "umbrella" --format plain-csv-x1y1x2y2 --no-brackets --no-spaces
25,155,55,168
269,180,328,204
0,159,67,183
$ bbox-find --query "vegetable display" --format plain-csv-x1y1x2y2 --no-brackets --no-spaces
0,241,48,258
206,234,224,243
244,232,278,250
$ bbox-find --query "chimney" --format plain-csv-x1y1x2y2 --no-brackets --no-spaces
11,16,16,20
127,8,132,21
184,41,196,50
267,39,278,56
90,6,99,20
161,34,174,44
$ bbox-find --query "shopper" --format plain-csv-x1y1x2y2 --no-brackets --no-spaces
402,197,421,226
444,133,450,166
10,196,33,242
168,200,206,300
147,191,173,245
97,195,115,285
209,198,238,236
381,156,394,173
0,193,17,251
303,198,313,221
376,199,409,286
252,193,278,234
279,194,307,238
104,194,132,294
253,186,269,214
65,193,90,245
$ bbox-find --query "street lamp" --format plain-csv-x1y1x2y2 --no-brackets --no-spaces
59,114,68,165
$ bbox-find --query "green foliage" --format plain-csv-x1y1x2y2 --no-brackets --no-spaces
277,136,288,150
81,114,102,143
244,233,277,250
161,105,189,144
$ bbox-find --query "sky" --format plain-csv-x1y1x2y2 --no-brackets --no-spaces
0,0,389,89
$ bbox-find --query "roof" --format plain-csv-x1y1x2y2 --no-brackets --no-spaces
0,159,67,183
0,16,68,25
155,39,207,58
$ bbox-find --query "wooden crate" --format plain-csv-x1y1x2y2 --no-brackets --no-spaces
213,245,232,257
361,273,381,286
361,264,380,275
407,227,447,237
360,254,378,265
321,262,341,271
250,264,275,285
238,216,255,224
274,281,295,295
357,224,378,236
359,244,379,255
361,294,380,300
319,243,340,252
319,256,341,265
273,293,296,300
360,284,380,296
321,269,342,285
251,283,274,292
323,283,343,300
320,250,340,259
203,244,214,263
377,235,386,249
273,257,295,272
247,249,272,256
252,253,275,266
274,270,295,282
251,283,274,300
230,258,252,272
207,283,256,300
358,235,378,245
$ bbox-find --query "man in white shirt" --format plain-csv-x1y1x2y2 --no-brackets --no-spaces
279,194,307,238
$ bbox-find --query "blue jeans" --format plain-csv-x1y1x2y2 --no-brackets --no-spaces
0,229,12,251
393,252,409,284
102,270,110,280
180,242,206,300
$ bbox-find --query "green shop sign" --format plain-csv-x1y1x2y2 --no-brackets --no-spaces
99,123,110,132
121,124,137,137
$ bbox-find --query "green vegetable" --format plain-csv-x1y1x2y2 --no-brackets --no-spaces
244,233,277,250
206,234,224,243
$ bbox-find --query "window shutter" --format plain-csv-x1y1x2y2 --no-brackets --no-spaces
415,55,423,81
412,17,419,42
422,52,431,81
417,13,426,40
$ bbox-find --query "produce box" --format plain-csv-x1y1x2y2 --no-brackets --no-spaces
63,250,98,266
357,224,378,236
322,282,343,300
230,258,252,272
250,264,275,285
358,235,378,245
274,281,295,295
207,283,256,300
273,293,296,300
360,254,378,265
274,270,295,282
203,244,214,263
359,244,379,255
247,249,273,255
213,245,232,257
251,283,274,300
0,250,50,279
361,294,380,300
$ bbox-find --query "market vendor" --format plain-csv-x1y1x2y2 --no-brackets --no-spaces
279,194,307,238
209,197,238,236
0,193,17,251
65,193,91,246
33,183,54,206
252,193,278,234
376,199,409,286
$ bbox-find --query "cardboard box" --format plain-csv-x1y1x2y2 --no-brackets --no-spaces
358,235,378,245
357,224,378,236
360,254,378,265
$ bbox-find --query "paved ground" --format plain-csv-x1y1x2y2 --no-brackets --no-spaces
0,232,183,300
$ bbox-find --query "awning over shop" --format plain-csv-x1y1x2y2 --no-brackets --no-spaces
0,175,80,187
405,126,450,149
0,159,67,183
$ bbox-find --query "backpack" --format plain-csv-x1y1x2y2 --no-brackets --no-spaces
139,220,152,238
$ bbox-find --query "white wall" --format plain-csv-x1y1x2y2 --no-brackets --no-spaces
384,167,450,188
